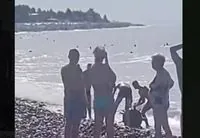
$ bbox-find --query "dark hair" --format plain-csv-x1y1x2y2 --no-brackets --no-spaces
68,49,80,60
152,54,165,67
132,80,139,86
87,63,92,67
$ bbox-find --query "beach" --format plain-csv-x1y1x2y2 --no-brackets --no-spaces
15,97,182,138
15,24,182,137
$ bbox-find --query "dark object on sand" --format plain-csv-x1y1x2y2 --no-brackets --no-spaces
123,107,143,128
134,44,136,47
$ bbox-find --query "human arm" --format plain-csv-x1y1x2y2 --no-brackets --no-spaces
170,44,182,65
168,76,174,89
112,83,120,96
135,97,145,107
105,52,109,65
61,67,67,94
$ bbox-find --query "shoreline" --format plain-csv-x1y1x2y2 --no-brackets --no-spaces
15,22,145,32
15,97,181,138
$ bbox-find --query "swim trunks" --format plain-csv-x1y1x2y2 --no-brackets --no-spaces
64,91,86,122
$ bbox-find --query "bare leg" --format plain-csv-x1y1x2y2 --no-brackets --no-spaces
87,94,92,119
65,119,72,138
71,119,81,138
106,113,114,138
161,108,172,138
141,102,151,127
94,111,103,138
181,113,182,136
153,106,162,138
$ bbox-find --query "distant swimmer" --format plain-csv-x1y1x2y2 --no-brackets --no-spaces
46,38,48,40
28,50,32,52
76,45,79,48
130,51,133,54
111,44,114,46
53,40,55,42
134,44,136,47
163,43,169,47
89,46,92,50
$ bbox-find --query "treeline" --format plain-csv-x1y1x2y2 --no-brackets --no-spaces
15,5,110,23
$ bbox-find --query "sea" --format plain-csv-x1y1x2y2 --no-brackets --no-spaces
15,23,182,136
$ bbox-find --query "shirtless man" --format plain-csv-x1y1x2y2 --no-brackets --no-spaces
170,44,182,134
113,82,132,111
61,49,87,138
149,54,174,138
112,82,133,126
83,63,92,119
90,47,116,138
132,80,151,128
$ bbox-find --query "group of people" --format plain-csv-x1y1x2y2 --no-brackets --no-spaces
61,44,182,138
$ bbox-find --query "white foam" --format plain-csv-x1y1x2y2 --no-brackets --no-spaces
15,81,64,105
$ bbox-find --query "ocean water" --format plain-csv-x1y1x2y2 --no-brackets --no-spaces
15,24,182,135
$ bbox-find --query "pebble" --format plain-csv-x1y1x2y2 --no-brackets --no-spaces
15,98,181,138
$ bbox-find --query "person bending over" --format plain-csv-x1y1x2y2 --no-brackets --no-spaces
132,80,151,128
112,82,133,126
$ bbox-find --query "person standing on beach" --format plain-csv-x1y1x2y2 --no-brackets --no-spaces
83,63,92,119
132,80,151,128
90,46,116,138
170,44,182,135
149,54,174,138
61,49,88,138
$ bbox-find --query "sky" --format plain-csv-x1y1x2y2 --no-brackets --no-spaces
15,0,182,25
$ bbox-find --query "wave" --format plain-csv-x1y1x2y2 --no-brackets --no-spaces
115,54,173,65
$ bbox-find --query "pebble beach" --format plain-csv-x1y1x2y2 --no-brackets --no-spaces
15,97,181,138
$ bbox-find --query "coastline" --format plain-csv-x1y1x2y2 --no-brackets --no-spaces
15,97,181,138
15,22,145,32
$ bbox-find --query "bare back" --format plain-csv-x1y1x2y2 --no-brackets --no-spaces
139,86,149,100
61,64,85,98
90,63,116,99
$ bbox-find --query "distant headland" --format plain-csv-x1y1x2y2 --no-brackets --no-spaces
15,5,145,32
